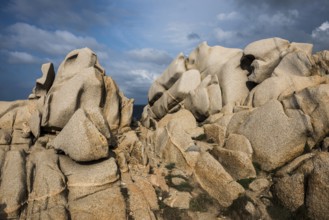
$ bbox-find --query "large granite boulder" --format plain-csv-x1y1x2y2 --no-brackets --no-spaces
0,150,27,219
186,41,249,107
41,48,105,130
148,53,186,105
184,74,222,121
246,47,325,107
237,100,312,171
24,149,67,219
284,84,329,145
273,152,329,219
151,69,201,119
50,108,109,162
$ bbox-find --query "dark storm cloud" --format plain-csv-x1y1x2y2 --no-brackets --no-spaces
1,0,328,104
187,33,201,41
2,0,130,32
214,0,329,51
233,0,327,8
233,0,329,27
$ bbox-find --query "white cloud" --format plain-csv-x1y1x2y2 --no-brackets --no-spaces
311,21,329,49
127,48,172,65
318,21,329,31
215,28,236,40
259,9,299,27
102,53,167,103
214,27,240,45
212,9,301,48
8,51,39,64
313,21,329,34
6,23,107,57
130,69,158,82
217,11,238,21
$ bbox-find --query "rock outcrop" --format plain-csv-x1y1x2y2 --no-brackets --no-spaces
1,37,329,219
140,37,329,219
0,48,133,219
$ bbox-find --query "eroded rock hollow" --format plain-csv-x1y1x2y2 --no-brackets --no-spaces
1,38,329,219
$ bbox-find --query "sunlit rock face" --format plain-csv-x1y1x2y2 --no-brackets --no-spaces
1,37,329,219
0,48,133,219
141,37,329,219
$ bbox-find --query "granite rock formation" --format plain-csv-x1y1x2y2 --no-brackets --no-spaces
1,38,329,219
141,37,329,219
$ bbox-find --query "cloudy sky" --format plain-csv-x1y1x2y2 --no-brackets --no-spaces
0,0,329,104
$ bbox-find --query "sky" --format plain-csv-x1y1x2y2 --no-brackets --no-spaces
0,0,329,104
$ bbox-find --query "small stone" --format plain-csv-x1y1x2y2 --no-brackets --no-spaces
203,124,226,147
163,188,192,209
249,178,270,192
225,133,253,158
213,147,256,180
171,177,186,186
245,201,256,216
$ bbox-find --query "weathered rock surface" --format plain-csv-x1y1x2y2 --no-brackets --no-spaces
273,173,305,212
148,53,186,104
186,41,249,107
0,150,26,219
237,100,311,171
212,147,256,180
184,74,222,121
151,69,201,119
284,84,329,145
59,156,124,220
1,38,329,219
224,133,253,158
51,108,109,162
0,48,133,220
29,62,55,99
141,37,329,219
243,37,290,83
25,149,67,219
194,152,245,207
306,153,329,220
163,188,192,209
